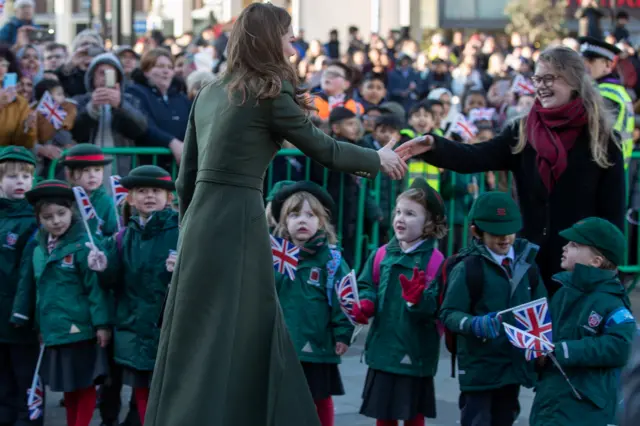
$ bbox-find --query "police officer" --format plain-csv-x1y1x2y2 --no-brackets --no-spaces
579,36,634,169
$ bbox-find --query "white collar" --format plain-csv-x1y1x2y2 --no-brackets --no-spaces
486,245,515,264
401,239,426,253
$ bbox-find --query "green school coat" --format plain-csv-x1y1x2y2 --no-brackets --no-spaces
11,221,111,346
275,233,353,364
357,238,441,377
0,198,38,344
98,209,178,371
530,265,636,426
145,79,380,426
89,185,118,238
440,239,547,391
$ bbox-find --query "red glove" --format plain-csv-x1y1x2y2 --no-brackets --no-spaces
399,267,426,305
352,299,375,324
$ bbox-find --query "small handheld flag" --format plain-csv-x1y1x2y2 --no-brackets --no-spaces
450,115,478,142
511,297,553,345
270,235,299,280
110,175,128,207
27,344,45,420
335,270,361,326
37,90,67,130
72,186,97,246
511,74,535,96
468,107,496,124
503,323,554,361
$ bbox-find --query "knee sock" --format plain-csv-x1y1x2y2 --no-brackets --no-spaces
134,387,150,425
314,397,334,426
72,386,97,426
405,415,425,426
376,420,398,426
63,391,77,426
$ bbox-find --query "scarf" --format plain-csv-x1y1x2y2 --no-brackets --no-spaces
526,98,588,192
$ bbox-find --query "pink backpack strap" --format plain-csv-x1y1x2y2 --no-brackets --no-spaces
426,248,445,283
372,244,388,286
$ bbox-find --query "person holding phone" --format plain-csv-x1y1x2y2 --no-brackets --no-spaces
0,44,36,149
56,30,105,98
0,0,36,46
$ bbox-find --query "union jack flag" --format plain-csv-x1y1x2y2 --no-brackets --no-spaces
504,323,554,361
37,91,67,130
270,235,299,280
110,175,128,207
510,297,553,360
450,115,478,142
72,186,97,222
27,375,43,420
468,107,496,124
335,270,360,326
512,74,535,96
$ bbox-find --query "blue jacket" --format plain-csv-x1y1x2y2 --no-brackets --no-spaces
0,17,35,45
387,67,423,112
125,70,192,147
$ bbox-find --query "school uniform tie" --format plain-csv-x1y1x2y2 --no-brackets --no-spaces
501,257,513,279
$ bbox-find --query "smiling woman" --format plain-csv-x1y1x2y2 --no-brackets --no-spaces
395,45,625,296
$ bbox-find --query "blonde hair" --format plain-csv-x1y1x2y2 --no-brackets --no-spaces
0,161,35,180
396,189,448,240
275,191,337,244
515,46,618,168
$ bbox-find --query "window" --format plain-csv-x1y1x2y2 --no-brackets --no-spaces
477,0,508,19
444,0,476,19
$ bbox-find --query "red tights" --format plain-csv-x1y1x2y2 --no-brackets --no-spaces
63,387,96,426
134,387,150,424
376,415,425,426
314,397,334,426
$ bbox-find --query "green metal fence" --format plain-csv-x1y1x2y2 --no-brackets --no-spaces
41,147,640,277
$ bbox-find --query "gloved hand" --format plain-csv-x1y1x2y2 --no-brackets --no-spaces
399,267,426,305
471,313,501,339
351,299,375,325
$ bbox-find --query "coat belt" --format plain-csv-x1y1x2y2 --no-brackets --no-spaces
196,168,263,191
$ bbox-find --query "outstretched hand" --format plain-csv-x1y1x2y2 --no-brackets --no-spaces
378,138,408,180
394,135,435,162
399,267,426,305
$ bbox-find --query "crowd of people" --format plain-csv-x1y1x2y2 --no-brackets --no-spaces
1,0,640,426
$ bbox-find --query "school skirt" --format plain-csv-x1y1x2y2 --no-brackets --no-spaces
122,366,153,389
360,368,436,420
41,339,109,392
301,362,345,400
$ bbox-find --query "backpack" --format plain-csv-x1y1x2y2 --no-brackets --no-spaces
437,253,540,378
372,244,445,335
325,246,342,306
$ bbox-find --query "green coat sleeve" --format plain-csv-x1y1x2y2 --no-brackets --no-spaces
101,200,119,238
176,93,200,223
77,248,111,329
357,251,377,306
555,308,636,369
269,83,380,179
10,238,37,327
331,259,355,345
96,234,123,289
440,262,474,335
407,276,440,320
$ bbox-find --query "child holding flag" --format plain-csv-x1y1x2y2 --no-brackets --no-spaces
439,192,546,426
11,180,112,426
530,217,636,426
351,178,448,426
0,147,43,426
86,165,179,425
61,144,118,238
270,181,353,426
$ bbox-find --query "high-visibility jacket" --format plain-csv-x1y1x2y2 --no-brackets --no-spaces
599,82,634,169
313,92,364,120
400,128,442,190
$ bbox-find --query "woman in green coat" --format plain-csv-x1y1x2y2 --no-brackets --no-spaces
145,4,410,426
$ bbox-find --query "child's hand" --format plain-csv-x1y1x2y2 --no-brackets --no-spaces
399,267,426,305
471,313,502,339
166,250,177,272
86,243,107,271
467,182,479,194
352,300,375,325
335,342,349,356
96,329,111,348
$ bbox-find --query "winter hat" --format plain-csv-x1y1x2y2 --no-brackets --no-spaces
60,144,113,168
329,107,357,126
85,52,125,92
26,180,74,205
408,177,445,219
469,192,522,236
271,181,335,223
559,217,625,266
266,180,296,203
0,146,36,165
120,165,175,191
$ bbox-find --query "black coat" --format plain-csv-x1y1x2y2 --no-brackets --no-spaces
422,123,625,293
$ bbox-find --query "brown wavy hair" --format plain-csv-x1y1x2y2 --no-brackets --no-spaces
222,2,312,110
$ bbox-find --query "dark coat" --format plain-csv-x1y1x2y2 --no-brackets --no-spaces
422,122,625,294
145,79,381,426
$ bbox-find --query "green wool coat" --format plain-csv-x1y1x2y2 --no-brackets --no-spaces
530,265,636,426
358,238,441,378
275,233,354,364
98,208,178,371
0,198,38,344
145,79,380,426
89,185,118,238
12,221,111,346
440,239,547,391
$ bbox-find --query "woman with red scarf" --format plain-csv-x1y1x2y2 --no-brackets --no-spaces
396,45,624,296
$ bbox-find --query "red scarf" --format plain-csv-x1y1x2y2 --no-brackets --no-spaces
526,98,588,192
